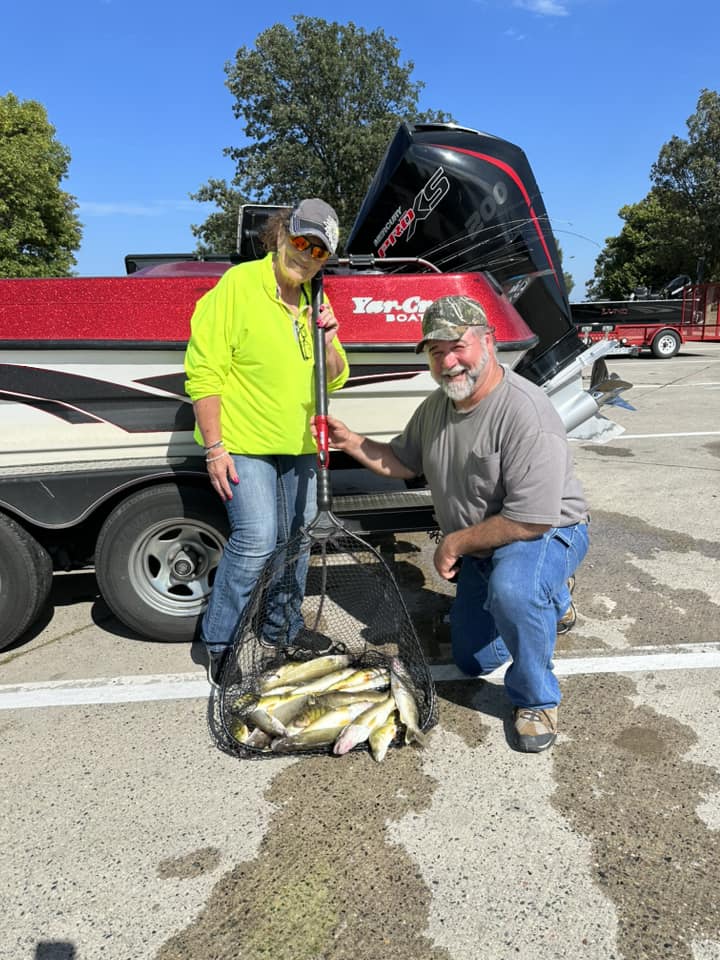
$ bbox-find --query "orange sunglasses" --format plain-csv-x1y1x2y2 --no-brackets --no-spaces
288,234,331,261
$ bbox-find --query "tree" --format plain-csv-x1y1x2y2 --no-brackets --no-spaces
587,89,720,299
192,16,454,253
0,93,82,277
555,239,574,297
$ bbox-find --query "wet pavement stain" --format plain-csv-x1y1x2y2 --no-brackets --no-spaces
704,440,720,459
560,510,720,651
435,680,495,748
553,673,720,960
583,446,634,458
156,746,453,960
367,517,720,661
158,847,221,880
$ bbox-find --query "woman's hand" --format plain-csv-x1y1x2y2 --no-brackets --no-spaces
206,450,239,502
317,303,339,348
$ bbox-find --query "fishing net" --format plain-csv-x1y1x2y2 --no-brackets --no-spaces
209,519,438,759
208,275,437,759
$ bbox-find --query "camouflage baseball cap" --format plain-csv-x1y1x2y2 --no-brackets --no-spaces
415,295,490,353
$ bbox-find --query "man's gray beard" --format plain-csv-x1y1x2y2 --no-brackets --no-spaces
438,369,479,401
432,356,488,401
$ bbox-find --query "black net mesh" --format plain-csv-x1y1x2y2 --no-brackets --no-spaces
209,516,438,760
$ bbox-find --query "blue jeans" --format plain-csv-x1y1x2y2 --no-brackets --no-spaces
450,523,589,710
201,453,317,650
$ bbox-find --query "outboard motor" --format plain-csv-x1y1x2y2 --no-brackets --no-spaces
348,122,631,436
347,122,584,385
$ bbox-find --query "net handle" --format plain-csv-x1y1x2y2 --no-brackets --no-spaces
311,272,333,511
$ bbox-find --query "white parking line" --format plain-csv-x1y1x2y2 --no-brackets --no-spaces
615,431,720,439
2,644,720,710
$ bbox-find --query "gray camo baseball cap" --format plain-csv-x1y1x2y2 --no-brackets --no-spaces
289,198,340,254
415,295,490,353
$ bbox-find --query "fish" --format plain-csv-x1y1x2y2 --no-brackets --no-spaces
368,712,399,763
247,706,289,739
259,654,352,692
285,666,357,696
230,692,256,713
271,726,342,752
325,666,389,693
389,657,426,747
312,690,388,710
285,699,377,738
229,720,251,743
255,692,312,727
332,695,398,756
229,720,272,750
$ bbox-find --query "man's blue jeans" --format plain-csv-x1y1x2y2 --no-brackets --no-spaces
201,453,317,651
450,523,589,709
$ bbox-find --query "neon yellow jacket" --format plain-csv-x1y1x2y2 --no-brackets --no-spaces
184,253,349,455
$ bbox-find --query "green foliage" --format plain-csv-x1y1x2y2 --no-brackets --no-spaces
192,16,454,253
588,89,720,299
0,92,82,277
555,239,574,297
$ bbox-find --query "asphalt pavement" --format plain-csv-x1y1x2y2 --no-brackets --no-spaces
1,342,719,960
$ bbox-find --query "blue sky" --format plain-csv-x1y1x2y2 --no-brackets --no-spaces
2,0,718,296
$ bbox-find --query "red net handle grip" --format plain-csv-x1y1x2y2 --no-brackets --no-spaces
315,414,329,468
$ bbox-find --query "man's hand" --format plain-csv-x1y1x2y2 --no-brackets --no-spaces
434,533,462,580
311,413,352,450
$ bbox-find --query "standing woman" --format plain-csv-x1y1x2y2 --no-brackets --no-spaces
184,199,348,685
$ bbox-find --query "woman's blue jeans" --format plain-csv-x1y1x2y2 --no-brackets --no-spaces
450,523,589,710
201,453,317,651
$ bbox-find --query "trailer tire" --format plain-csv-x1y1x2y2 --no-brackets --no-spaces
0,514,53,651
95,484,228,643
651,329,681,358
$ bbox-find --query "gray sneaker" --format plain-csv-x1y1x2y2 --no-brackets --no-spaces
206,647,229,689
513,706,558,752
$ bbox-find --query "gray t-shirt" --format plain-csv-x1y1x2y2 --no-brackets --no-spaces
390,367,589,536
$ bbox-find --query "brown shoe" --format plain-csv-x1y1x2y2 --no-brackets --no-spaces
557,601,576,635
513,706,558,752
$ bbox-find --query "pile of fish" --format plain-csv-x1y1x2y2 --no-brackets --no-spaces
229,653,426,761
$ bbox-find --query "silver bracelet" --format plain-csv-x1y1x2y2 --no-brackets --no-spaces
204,439,224,452
205,452,227,464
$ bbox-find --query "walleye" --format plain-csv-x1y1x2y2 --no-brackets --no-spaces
368,712,399,763
333,695,397,756
325,666,389,693
389,657,425,746
271,726,341,753
248,706,289,739
229,720,272,750
312,690,388,710
229,653,429,759
259,654,352,692
286,666,357,696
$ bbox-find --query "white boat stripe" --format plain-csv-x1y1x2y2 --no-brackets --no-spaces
2,645,720,710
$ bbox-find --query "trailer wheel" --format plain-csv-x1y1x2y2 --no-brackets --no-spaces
0,514,53,651
95,484,228,643
651,329,681,358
